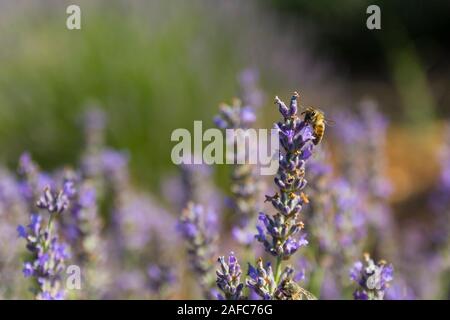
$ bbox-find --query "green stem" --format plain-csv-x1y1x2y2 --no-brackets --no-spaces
44,213,55,251
274,256,282,284
309,264,325,298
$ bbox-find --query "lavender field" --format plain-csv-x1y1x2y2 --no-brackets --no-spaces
0,0,449,300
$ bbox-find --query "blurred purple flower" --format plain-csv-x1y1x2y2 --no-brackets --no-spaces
18,153,55,210
238,68,264,110
214,92,262,248
178,202,217,298
350,254,393,300
429,123,450,244
333,103,393,231
147,264,176,296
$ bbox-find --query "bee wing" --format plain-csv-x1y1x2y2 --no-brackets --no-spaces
324,119,335,126
297,286,318,300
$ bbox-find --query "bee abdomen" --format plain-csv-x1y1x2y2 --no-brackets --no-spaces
313,123,325,145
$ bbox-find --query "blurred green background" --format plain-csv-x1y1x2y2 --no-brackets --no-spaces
0,0,449,194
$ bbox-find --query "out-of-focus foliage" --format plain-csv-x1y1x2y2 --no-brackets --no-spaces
271,0,450,123
0,1,242,188
0,0,342,191
271,0,450,75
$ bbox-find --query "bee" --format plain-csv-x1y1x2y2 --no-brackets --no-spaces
301,107,333,145
275,279,317,300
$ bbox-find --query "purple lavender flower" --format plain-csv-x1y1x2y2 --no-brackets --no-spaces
214,91,261,247
178,202,218,299
230,92,321,300
256,212,308,260
18,153,55,210
421,123,450,298
100,149,129,179
350,253,394,300
113,270,148,298
294,257,310,285
246,258,277,299
256,93,315,268
36,185,70,214
333,103,393,230
332,104,396,289
80,108,130,198
385,276,416,300
360,101,392,200
214,98,256,130
0,168,28,299
81,108,176,298
163,149,223,220
430,123,450,244
216,252,244,300
238,68,264,110
246,257,315,300
100,141,178,298
231,226,256,247
80,108,107,180
58,173,106,290
83,107,106,150
110,186,179,296
228,165,262,247
147,264,176,297
18,186,71,300
332,111,366,184
329,178,367,253
114,192,177,252
177,160,222,213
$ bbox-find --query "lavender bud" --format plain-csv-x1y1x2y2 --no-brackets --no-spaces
216,252,244,300
350,253,394,300
246,258,277,299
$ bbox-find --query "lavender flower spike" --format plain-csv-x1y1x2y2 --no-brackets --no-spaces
18,152,54,210
178,202,218,299
256,93,315,269
350,253,394,300
36,185,71,214
246,258,277,299
18,185,72,300
216,252,244,300
214,94,261,246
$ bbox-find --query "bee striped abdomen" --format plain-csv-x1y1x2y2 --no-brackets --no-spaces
313,122,325,145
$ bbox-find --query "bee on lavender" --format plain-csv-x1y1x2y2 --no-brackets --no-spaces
301,107,333,145
275,278,317,300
